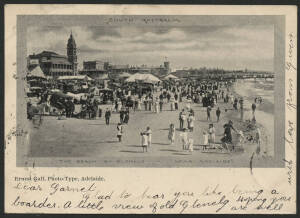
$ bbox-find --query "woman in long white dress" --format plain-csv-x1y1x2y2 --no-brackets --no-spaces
170,97,175,111
155,99,159,114
168,123,175,144
179,128,188,150
137,98,141,111
117,99,122,112
203,131,209,147
208,123,216,145
188,138,194,152
181,113,187,129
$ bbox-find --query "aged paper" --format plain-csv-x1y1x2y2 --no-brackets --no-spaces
5,4,297,214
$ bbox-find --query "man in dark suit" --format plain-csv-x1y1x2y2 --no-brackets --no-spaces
105,108,111,125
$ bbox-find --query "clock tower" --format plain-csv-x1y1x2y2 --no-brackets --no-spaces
67,32,78,75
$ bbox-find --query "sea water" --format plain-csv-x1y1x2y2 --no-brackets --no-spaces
233,78,275,157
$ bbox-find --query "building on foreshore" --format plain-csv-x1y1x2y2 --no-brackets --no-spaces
107,61,171,76
26,65,47,97
79,60,108,80
28,51,74,77
109,64,131,74
27,32,78,77
28,30,173,79
79,60,171,80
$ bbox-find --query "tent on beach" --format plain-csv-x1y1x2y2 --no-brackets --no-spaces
97,74,109,80
163,74,179,80
118,72,132,78
125,73,161,83
27,66,46,79
57,75,93,81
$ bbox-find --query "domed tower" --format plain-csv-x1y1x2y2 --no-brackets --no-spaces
67,32,78,75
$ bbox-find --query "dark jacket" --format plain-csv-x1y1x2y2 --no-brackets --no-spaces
105,110,111,118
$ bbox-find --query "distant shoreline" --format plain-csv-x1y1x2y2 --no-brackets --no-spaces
231,80,274,156
234,79,274,115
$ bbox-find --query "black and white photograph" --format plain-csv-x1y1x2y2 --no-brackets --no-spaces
17,15,285,167
4,5,297,214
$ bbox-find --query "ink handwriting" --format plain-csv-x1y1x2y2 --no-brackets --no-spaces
10,179,293,213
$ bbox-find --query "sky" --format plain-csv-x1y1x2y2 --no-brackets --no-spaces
27,25,274,72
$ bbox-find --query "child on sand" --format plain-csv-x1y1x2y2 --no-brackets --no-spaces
145,126,152,147
203,131,209,149
141,132,148,152
117,123,123,142
168,123,175,144
179,128,188,150
188,138,194,152
237,130,245,148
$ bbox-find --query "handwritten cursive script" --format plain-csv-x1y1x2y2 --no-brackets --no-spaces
283,159,293,185
9,177,294,213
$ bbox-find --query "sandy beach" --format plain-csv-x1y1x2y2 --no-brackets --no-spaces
19,79,276,167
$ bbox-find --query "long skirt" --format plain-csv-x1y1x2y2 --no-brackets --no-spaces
137,102,141,110
156,105,159,113
222,133,232,144
118,104,122,112
175,102,178,110
209,133,215,143
171,102,175,111
168,132,175,142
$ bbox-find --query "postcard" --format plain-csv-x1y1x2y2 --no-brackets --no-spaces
4,4,297,214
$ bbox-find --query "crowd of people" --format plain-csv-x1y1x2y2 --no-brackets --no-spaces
134,81,262,154
28,78,263,155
